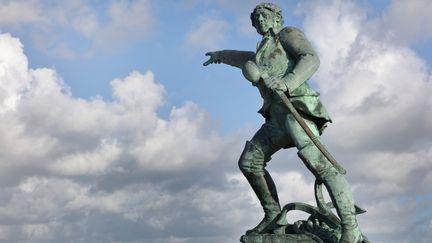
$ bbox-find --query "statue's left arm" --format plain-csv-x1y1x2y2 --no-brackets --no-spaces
279,27,320,93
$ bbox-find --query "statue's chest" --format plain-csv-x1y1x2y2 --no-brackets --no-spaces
256,37,293,75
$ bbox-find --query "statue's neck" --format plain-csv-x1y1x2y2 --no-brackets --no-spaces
263,26,282,39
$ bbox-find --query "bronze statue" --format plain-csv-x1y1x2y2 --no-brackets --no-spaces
204,3,367,243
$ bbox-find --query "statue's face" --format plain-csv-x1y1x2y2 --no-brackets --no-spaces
253,9,276,35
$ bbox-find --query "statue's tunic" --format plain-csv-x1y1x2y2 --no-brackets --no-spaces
254,27,331,133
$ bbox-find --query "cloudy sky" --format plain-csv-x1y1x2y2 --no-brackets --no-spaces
0,0,431,242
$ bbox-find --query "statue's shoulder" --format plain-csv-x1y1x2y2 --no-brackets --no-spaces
279,26,304,38
279,27,315,55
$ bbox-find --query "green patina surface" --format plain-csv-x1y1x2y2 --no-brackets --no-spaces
203,3,367,243
241,234,317,243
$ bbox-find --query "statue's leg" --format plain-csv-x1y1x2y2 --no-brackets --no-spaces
283,113,363,243
238,121,291,234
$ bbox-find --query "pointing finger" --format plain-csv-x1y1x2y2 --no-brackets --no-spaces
203,59,212,66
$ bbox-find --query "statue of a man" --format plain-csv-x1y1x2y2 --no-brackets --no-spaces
203,3,363,243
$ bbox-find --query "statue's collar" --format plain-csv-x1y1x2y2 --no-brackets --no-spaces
263,26,282,39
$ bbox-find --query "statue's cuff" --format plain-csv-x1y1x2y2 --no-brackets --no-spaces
282,73,296,93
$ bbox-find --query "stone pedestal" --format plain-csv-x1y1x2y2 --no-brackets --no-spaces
240,234,318,243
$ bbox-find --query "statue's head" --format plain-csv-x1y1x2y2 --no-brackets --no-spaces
250,3,284,35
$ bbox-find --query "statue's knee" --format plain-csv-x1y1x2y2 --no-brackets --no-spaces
238,141,265,174
297,145,338,180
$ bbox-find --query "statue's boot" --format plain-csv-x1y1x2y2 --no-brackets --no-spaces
243,170,283,235
238,141,283,235
298,145,363,243
326,172,363,243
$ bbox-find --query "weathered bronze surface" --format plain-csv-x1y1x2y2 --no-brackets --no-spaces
203,3,368,243
241,233,317,243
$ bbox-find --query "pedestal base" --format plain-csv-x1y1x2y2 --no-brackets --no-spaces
240,234,318,243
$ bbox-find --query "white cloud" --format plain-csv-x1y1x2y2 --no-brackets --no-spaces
273,171,315,204
96,0,154,49
49,139,122,176
0,0,45,26
112,70,164,112
185,15,229,50
0,0,155,58
0,33,29,112
377,0,432,44
0,31,318,242
1,0,432,242
300,0,432,241
0,32,250,242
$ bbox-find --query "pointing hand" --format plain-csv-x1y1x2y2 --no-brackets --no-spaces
203,52,221,66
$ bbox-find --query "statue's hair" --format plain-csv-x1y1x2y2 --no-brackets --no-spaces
250,3,284,28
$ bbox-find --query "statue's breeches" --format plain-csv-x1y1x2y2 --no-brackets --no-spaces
238,141,266,175
238,102,336,178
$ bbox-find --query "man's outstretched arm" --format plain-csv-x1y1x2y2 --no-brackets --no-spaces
203,50,255,69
